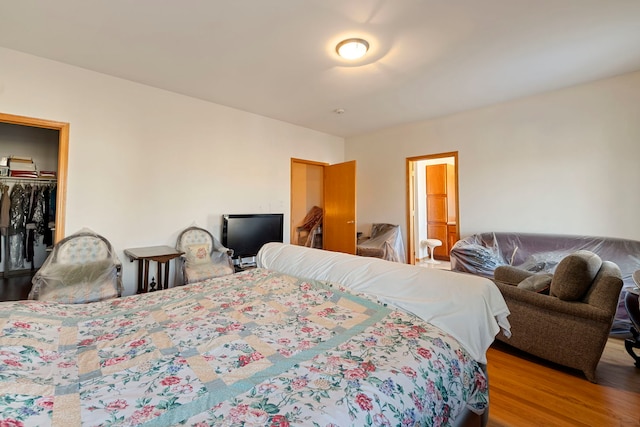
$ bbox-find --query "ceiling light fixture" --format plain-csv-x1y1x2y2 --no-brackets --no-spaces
336,38,369,60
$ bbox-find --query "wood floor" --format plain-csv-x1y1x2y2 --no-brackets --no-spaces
487,338,640,427
0,272,33,301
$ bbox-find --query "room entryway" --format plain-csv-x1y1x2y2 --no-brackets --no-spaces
290,158,357,255
406,152,459,265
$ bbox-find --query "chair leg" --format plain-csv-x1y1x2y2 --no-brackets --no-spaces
625,325,640,368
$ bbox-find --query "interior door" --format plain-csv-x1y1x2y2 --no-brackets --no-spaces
426,164,449,259
323,160,356,254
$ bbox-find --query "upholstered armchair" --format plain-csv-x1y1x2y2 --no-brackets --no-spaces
175,226,234,285
28,228,122,303
493,250,623,382
356,223,406,263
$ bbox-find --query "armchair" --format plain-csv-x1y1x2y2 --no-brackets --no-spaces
294,205,323,249
28,228,122,303
175,226,234,285
493,250,623,382
356,223,406,263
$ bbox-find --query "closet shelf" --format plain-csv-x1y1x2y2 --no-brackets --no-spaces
0,176,57,183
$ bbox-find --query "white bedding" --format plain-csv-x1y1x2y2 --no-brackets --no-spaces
257,242,511,363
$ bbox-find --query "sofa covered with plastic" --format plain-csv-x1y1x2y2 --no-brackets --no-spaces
450,232,640,334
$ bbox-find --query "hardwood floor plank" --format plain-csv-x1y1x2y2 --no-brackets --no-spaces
487,338,640,427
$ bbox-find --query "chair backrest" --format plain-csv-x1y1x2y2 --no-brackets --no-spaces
176,226,216,255
297,206,323,231
52,231,114,265
370,223,399,239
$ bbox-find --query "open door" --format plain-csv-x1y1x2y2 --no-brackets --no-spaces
323,160,356,254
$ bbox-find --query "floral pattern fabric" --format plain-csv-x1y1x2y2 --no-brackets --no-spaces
0,268,488,426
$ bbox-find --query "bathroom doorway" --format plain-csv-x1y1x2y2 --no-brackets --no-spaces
406,152,459,265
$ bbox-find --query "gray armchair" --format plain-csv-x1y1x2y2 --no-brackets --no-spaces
493,250,623,382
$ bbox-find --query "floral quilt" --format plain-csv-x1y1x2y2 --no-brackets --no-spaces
0,268,488,426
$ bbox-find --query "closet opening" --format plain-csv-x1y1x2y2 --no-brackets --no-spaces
0,112,68,280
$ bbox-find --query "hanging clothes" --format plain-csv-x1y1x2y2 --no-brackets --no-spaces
9,183,27,270
0,184,10,263
0,184,9,234
22,184,34,262
42,185,55,247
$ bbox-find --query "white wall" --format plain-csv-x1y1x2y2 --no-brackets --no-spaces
347,71,640,246
0,47,344,294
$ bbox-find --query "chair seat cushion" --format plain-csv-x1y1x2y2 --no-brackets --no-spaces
34,261,119,303
185,261,234,284
550,250,602,301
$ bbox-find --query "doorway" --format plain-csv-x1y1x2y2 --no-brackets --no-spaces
406,152,459,265
0,112,69,286
290,158,357,255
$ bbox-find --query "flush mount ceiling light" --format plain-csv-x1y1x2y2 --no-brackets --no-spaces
336,38,369,60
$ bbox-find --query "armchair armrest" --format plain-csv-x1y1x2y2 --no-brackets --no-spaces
220,247,234,257
495,281,612,323
494,265,534,285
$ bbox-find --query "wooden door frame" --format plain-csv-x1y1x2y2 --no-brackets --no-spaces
0,112,68,242
406,151,459,264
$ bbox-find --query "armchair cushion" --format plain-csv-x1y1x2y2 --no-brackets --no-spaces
550,250,602,301
184,261,234,283
517,273,553,293
34,260,119,304
45,260,114,285
185,243,211,266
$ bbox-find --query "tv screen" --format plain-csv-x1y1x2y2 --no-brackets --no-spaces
222,214,284,260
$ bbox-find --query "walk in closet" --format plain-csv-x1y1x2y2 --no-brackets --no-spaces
0,122,59,277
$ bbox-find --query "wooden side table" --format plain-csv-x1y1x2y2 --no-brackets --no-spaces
124,246,184,294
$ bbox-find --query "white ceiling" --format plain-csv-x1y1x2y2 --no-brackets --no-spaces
1,0,640,137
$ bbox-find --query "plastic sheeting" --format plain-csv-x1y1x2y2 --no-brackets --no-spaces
357,223,406,263
175,225,234,284
450,232,640,333
28,228,122,303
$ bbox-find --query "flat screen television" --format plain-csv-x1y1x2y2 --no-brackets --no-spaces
222,214,284,264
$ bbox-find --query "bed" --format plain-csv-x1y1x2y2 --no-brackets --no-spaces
0,243,510,426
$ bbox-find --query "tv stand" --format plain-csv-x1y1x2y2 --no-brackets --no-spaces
233,256,257,272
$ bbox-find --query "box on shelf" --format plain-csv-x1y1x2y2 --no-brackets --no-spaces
39,170,57,178
9,157,36,172
0,166,8,176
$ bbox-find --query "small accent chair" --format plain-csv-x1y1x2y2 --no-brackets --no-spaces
175,226,234,285
493,250,623,382
356,223,406,263
624,270,640,367
28,228,122,303
295,206,323,249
